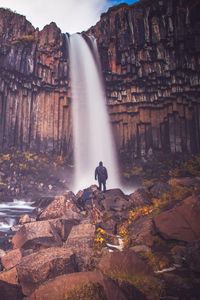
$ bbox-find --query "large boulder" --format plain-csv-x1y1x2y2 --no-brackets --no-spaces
154,196,200,242
27,271,129,300
12,220,62,250
98,250,153,277
64,223,95,271
17,247,77,296
38,193,81,221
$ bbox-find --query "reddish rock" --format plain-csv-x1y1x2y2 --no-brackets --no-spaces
64,223,95,271
1,249,22,270
98,250,153,277
17,247,77,296
0,267,18,285
27,271,127,300
12,220,62,250
154,196,200,242
129,216,155,247
38,193,81,221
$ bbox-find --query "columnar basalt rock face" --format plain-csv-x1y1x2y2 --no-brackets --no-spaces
0,8,72,157
88,0,200,159
0,1,200,161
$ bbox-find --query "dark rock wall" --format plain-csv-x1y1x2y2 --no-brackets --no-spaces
0,9,72,157
88,0,200,159
0,1,200,161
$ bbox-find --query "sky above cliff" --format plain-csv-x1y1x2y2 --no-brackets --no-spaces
0,0,138,34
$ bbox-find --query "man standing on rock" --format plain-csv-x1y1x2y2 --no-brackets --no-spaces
95,161,108,192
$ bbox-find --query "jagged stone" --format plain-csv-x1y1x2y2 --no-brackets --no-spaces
17,247,77,296
12,220,62,250
38,193,81,221
64,223,96,271
1,249,22,270
0,267,18,285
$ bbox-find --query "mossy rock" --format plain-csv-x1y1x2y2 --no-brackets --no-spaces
66,283,107,300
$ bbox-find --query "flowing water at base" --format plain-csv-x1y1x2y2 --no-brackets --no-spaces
0,200,34,233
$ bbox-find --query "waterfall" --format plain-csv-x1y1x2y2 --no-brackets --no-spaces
69,33,120,192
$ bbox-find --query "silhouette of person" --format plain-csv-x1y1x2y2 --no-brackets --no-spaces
95,161,108,192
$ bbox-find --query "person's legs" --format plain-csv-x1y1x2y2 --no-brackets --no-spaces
103,181,106,192
98,180,102,191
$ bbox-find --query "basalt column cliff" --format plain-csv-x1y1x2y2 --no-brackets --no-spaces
0,0,200,161
0,9,72,157
88,0,200,160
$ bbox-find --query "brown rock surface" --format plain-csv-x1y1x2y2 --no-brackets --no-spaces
98,250,153,277
0,267,18,285
154,196,200,242
64,223,96,271
12,220,62,250
129,216,155,247
27,271,127,300
1,249,22,270
17,247,77,296
38,193,81,221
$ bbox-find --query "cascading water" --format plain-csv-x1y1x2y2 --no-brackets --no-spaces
69,33,120,192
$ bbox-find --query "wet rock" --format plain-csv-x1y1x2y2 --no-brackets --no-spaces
12,220,62,250
1,249,22,270
64,223,96,271
154,196,200,242
17,247,77,296
98,250,153,277
27,271,127,300
38,193,81,221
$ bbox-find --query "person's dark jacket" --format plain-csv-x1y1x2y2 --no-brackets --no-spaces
95,166,108,182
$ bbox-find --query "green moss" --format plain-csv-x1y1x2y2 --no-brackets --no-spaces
65,283,107,300
104,271,164,300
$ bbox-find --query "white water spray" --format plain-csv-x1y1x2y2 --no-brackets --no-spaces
69,34,120,191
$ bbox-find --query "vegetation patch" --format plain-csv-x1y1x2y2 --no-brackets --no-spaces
104,271,164,300
65,283,107,300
